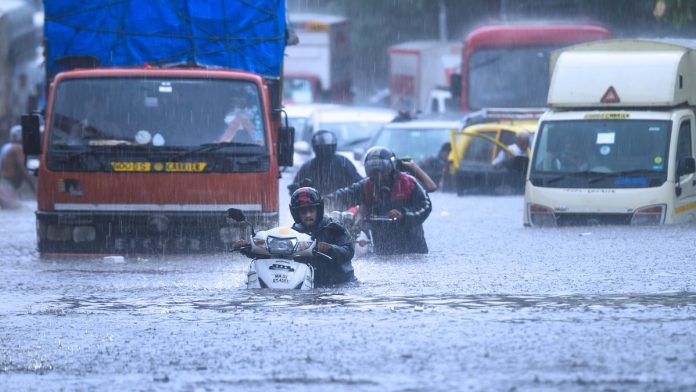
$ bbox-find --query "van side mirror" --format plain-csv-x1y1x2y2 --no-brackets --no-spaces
278,126,295,167
21,114,42,156
677,157,696,177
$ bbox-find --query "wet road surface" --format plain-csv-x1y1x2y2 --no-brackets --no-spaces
1,174,696,391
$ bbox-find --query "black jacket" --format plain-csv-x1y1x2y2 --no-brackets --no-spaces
289,154,363,196
292,216,355,286
327,172,432,255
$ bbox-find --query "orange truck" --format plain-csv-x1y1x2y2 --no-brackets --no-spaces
21,1,294,255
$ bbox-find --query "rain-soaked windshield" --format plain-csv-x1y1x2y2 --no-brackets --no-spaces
468,46,555,109
47,77,267,172
530,120,671,188
321,121,386,150
373,127,453,161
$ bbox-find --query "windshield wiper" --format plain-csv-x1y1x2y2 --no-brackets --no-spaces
542,170,600,185
587,169,658,184
170,142,260,162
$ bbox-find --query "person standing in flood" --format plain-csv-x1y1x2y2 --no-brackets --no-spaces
1,125,35,209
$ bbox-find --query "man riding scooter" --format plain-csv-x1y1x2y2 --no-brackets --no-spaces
236,187,355,286
326,146,432,255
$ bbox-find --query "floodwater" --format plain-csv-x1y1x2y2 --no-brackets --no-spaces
1,174,696,391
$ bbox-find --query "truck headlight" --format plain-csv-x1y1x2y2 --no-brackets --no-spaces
630,204,665,225
528,203,556,227
47,225,72,241
72,226,96,242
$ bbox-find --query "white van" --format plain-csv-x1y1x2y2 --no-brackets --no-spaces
525,39,696,226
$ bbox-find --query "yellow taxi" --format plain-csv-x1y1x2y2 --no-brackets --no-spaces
449,118,538,195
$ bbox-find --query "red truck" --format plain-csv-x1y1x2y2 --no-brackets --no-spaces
21,1,293,255
454,23,612,112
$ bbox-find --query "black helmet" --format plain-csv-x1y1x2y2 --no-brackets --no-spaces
289,187,324,223
311,130,337,158
364,146,397,179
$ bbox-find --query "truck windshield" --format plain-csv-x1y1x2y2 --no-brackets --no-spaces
47,77,269,172
468,46,556,109
530,120,671,188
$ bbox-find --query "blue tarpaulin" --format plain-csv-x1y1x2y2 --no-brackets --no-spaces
44,0,286,79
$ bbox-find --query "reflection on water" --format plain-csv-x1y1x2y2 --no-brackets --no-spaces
38,291,696,316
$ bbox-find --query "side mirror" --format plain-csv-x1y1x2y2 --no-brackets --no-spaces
677,157,696,177
449,73,462,99
21,114,42,156
278,126,295,167
265,77,282,112
227,208,246,222
294,140,311,155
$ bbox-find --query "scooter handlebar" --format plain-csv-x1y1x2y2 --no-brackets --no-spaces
365,216,397,222
312,249,333,261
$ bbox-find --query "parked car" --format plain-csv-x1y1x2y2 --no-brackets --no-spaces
296,105,397,173
450,120,538,195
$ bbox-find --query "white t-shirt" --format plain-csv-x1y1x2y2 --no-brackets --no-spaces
492,143,527,167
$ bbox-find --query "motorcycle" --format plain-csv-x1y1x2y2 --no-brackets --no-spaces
228,208,331,290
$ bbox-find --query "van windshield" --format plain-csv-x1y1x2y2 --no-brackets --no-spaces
530,119,671,188
47,77,269,172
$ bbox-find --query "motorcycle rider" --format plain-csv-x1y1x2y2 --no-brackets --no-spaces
289,187,355,286
288,130,362,196
236,187,355,286
326,146,432,255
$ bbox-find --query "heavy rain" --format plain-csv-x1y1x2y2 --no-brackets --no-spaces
2,1,696,391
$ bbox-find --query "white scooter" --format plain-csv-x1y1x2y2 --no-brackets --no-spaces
228,208,331,290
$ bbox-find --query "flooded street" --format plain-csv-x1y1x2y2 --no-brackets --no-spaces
2,174,696,391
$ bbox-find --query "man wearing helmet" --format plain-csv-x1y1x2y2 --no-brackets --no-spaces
236,186,355,286
288,130,362,196
1,125,35,209
327,146,432,255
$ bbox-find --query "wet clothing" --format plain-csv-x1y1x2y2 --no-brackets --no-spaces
289,154,362,196
292,216,355,286
328,172,432,255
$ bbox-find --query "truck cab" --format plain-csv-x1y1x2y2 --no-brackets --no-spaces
22,1,294,255
525,39,696,226
455,23,611,112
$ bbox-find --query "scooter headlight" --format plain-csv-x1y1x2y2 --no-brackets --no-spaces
266,236,298,255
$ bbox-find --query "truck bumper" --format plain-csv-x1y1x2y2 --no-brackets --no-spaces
35,210,278,255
